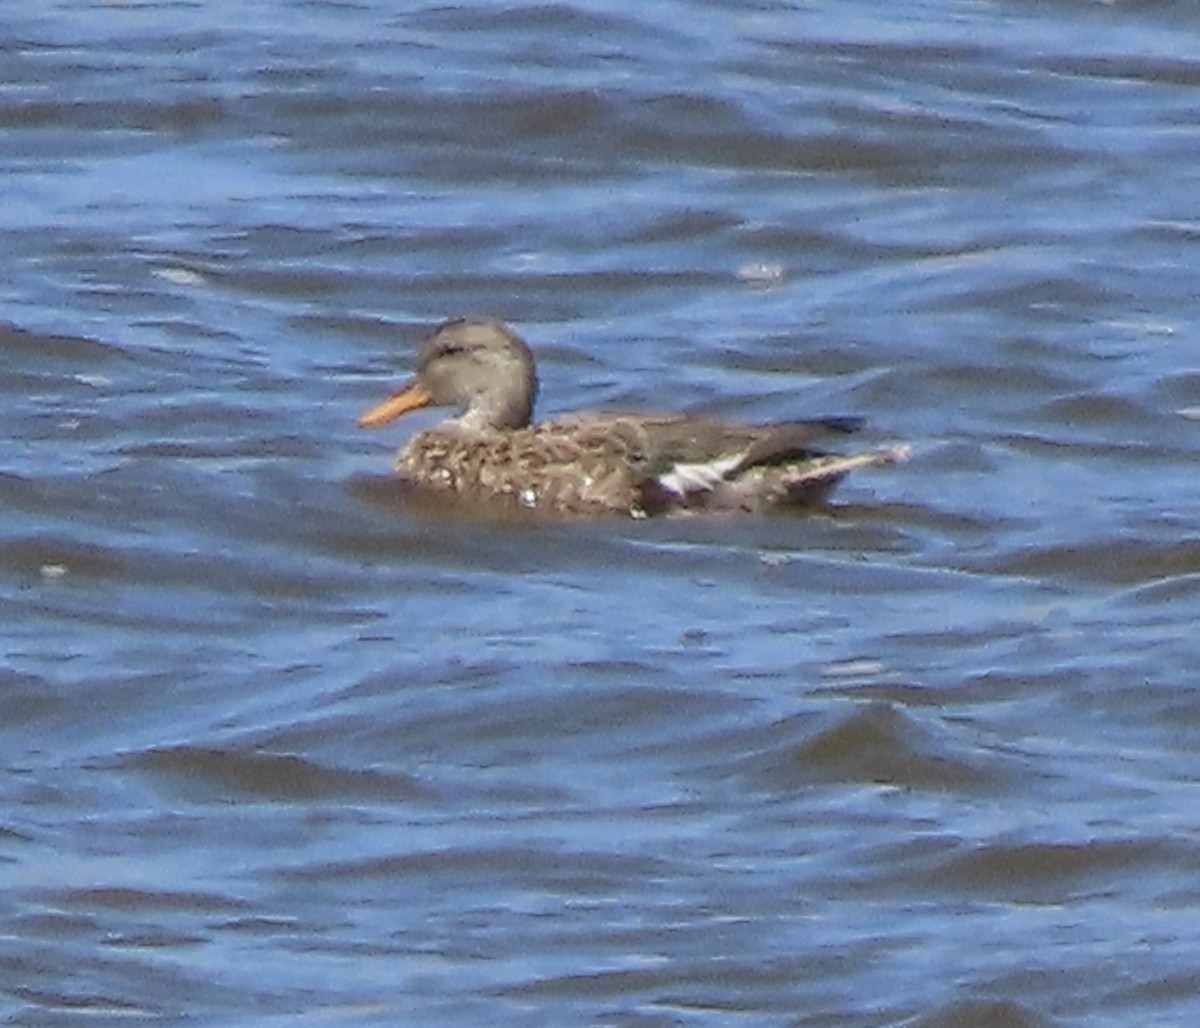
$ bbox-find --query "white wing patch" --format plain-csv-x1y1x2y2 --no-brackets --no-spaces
656,455,743,497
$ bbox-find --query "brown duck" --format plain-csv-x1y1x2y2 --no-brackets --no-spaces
358,317,908,518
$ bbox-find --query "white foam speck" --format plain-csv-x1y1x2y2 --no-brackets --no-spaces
155,267,206,287
736,263,785,287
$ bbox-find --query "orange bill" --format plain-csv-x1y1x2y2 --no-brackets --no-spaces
358,380,434,428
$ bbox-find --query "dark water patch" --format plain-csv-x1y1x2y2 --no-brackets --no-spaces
924,269,1120,321
495,934,897,1021
1106,572,1200,608
1038,390,1172,432
35,886,249,917
211,223,350,262
384,268,726,309
0,321,128,366
204,262,360,302
975,536,1200,588
0,94,226,136
0,527,358,614
905,442,999,480
281,845,671,899
1149,367,1200,413
3,928,264,1022
813,678,981,708
399,1,678,47
0,534,127,584
702,331,905,382
896,360,1079,406
1107,968,1200,1018
8,909,100,942
131,317,245,347
257,75,942,184
996,430,1190,467
126,745,429,805
720,702,1002,793
258,86,618,180
7,986,159,1020
909,999,1056,1028
731,549,959,598
624,206,742,248
116,436,317,461
383,678,737,770
0,666,73,738
287,310,423,348
919,838,1198,905
1034,53,1200,89
955,668,1092,709
774,37,998,69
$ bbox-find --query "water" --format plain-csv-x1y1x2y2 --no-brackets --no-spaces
3,1,1200,1024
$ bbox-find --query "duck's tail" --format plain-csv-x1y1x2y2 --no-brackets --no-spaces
774,445,911,507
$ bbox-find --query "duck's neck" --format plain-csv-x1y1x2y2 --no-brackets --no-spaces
453,391,533,432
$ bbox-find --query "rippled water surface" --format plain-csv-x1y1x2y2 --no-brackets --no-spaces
4,1,1200,1024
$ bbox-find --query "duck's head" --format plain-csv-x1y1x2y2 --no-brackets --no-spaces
359,317,538,431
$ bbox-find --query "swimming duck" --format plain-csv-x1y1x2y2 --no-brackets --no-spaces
358,317,907,518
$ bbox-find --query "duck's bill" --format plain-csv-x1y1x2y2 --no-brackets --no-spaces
358,380,434,428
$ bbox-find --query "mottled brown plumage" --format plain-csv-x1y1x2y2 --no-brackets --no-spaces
359,317,908,518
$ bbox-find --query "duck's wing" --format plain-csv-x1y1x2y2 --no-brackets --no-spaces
721,417,864,477
607,414,905,514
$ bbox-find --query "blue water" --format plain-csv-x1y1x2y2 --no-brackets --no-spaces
3,1,1200,1025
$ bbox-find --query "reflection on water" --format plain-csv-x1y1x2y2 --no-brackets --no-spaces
3,0,1200,1024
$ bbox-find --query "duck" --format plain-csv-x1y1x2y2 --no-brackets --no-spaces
358,317,908,518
